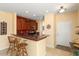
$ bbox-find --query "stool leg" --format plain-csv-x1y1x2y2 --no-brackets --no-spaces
16,48,20,56
24,48,28,56
7,46,13,55
21,47,28,56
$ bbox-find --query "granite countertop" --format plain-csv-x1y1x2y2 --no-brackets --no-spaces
13,34,48,41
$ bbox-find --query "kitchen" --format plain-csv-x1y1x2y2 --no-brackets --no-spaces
0,3,79,56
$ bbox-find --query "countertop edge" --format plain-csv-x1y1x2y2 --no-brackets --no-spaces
12,34,49,41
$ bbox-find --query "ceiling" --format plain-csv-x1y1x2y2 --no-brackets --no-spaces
0,3,79,20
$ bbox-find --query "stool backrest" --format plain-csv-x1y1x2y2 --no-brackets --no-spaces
8,36,15,43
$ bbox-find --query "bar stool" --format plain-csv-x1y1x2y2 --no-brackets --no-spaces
7,36,20,56
7,36,16,55
16,42,28,56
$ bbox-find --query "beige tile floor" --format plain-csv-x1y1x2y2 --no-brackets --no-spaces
0,49,8,56
46,48,72,56
0,48,72,56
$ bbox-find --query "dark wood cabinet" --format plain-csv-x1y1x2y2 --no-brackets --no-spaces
17,16,38,35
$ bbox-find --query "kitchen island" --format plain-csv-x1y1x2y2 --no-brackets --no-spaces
12,34,48,56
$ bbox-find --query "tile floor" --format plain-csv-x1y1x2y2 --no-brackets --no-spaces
0,49,8,56
0,47,72,56
46,48,72,56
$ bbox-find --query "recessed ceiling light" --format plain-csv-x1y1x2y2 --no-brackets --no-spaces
25,10,29,13
33,14,36,16
46,10,49,13
58,6,65,13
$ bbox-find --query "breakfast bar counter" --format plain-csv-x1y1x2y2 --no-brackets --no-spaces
12,34,48,56
13,34,48,41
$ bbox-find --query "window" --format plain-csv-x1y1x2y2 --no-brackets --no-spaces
0,21,7,35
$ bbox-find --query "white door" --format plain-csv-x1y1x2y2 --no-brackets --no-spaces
56,21,72,47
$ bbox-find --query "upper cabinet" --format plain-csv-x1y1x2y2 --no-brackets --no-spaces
17,16,38,34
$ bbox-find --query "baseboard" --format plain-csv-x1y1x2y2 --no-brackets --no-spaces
46,45,55,48
0,46,9,51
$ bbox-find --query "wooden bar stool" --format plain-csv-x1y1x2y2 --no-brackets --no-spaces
7,36,16,55
7,36,20,56
16,42,28,56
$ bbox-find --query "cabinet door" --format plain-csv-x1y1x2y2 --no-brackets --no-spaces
25,21,29,30
29,21,38,30
17,16,38,32
21,19,26,30
17,19,22,30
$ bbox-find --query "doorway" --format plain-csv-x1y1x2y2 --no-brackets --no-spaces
56,20,72,47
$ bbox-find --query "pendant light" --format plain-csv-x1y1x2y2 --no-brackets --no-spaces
59,6,65,13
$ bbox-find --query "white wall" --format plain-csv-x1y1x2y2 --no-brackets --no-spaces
0,11,16,50
36,20,43,35
43,13,55,48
